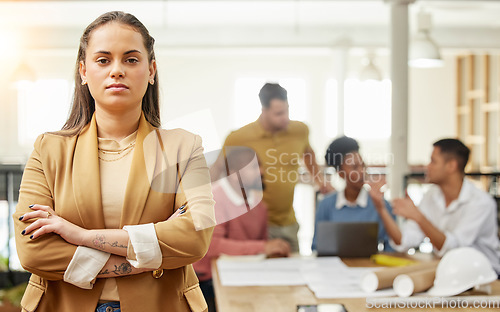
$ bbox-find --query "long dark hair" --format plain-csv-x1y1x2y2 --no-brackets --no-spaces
61,11,160,134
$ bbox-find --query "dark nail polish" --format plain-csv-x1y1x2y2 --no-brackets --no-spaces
29,204,34,208
29,235,33,239
19,216,24,221
21,230,25,235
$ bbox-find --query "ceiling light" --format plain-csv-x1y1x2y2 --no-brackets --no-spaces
409,10,444,68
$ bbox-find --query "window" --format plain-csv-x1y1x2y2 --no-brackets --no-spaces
17,79,72,146
233,77,307,128
344,79,392,139
325,78,392,139
325,79,338,138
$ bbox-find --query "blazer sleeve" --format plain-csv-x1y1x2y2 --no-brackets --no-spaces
154,134,215,269
12,134,78,281
206,220,266,257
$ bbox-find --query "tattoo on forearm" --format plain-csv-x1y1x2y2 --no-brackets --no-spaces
99,268,110,275
99,263,132,276
109,241,127,248
114,263,132,275
93,234,105,248
92,234,127,249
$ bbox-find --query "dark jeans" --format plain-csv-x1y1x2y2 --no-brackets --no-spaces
200,279,216,312
96,302,120,312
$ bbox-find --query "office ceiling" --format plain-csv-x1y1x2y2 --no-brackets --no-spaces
0,0,499,50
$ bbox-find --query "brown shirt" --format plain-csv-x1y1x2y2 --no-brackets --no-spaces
222,120,311,226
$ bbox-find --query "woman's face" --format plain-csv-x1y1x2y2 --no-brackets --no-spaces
339,152,366,191
80,22,155,113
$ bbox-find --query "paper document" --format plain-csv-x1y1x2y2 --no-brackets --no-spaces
217,256,309,286
216,256,397,298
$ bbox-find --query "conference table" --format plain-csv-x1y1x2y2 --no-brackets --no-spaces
211,256,500,312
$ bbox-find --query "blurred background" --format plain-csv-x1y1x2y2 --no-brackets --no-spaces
1,1,500,305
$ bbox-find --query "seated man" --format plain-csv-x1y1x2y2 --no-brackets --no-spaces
312,136,396,251
193,147,290,312
380,138,500,274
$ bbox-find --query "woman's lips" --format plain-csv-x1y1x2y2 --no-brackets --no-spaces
106,83,129,92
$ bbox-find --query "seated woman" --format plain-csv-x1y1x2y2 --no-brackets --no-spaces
312,136,396,251
194,147,290,312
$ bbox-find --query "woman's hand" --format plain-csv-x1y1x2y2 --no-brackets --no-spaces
264,239,291,258
19,204,88,246
367,178,386,211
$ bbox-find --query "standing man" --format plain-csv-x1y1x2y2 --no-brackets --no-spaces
377,138,500,274
210,83,334,253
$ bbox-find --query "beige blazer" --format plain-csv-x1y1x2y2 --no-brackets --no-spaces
13,113,215,312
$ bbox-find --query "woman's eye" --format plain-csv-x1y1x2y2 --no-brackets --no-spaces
96,58,108,64
126,58,139,63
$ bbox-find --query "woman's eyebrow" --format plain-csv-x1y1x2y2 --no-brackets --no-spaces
93,50,142,55
124,49,142,55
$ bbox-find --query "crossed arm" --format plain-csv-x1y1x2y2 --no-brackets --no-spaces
19,205,147,278
14,133,213,283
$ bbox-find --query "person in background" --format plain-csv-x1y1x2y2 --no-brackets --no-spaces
194,147,290,312
13,11,214,312
380,138,500,275
312,136,396,251
210,83,334,253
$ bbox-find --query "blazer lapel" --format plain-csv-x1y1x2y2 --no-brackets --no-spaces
120,114,156,227
73,114,105,229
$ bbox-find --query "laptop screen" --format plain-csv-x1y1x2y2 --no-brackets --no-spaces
316,222,379,257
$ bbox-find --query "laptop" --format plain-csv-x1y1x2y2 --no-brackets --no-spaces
316,222,379,257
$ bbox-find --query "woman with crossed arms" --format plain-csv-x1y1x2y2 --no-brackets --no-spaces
14,11,214,312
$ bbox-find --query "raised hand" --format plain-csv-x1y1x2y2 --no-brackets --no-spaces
392,194,423,222
367,176,386,210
